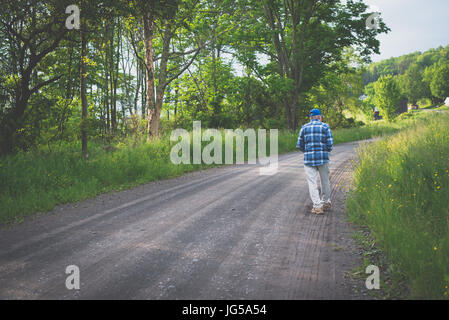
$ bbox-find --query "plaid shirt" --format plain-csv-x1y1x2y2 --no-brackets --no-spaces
296,119,333,167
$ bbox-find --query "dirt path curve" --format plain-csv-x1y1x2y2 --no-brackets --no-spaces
0,141,367,300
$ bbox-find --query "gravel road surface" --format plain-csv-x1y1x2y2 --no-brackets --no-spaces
0,141,368,299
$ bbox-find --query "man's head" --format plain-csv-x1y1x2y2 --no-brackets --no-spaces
309,108,322,121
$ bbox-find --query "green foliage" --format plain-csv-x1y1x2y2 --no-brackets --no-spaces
430,63,449,99
363,51,421,84
373,75,402,121
1,0,392,154
363,45,449,85
363,45,449,107
347,111,449,299
304,51,366,128
398,63,429,104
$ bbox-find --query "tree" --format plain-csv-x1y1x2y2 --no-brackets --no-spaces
130,0,207,138
231,0,389,130
430,63,449,100
0,0,71,154
373,75,401,121
79,5,88,158
78,0,126,157
398,63,429,104
305,51,365,127
361,82,377,119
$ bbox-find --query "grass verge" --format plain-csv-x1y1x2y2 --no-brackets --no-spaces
347,111,449,299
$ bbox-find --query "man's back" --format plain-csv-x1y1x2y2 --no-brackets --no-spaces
296,119,333,167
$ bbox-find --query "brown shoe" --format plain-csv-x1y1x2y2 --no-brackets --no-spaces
323,202,332,211
311,207,324,215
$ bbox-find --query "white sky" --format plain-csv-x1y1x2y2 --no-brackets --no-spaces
365,0,449,62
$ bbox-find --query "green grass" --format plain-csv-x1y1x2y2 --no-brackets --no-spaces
436,105,449,111
347,111,449,299
0,111,434,225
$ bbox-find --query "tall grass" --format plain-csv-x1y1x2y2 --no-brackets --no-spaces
0,113,432,224
347,112,449,299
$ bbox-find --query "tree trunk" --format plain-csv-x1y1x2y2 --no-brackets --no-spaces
1,66,31,154
143,11,157,138
149,22,172,136
80,22,88,159
134,61,141,115
174,85,178,120
143,14,173,138
110,23,117,132
103,23,110,131
111,20,120,132
211,25,219,127
141,63,146,118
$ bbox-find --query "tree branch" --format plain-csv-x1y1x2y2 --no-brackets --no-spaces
28,74,62,97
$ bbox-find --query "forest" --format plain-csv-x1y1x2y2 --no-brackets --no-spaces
2,1,449,158
362,45,449,120
0,0,391,157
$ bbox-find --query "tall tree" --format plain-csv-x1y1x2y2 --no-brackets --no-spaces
398,63,429,105
430,63,449,100
131,0,209,138
232,0,389,130
0,0,71,154
79,6,88,158
373,75,401,121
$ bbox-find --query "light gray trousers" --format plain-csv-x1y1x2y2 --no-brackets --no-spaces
304,162,331,209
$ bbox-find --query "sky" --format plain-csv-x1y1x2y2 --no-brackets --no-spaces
365,0,449,62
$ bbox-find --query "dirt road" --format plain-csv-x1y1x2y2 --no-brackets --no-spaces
0,141,367,299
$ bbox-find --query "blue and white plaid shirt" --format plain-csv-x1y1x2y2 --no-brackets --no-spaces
296,119,333,167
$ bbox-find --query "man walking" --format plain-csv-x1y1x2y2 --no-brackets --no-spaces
297,108,333,215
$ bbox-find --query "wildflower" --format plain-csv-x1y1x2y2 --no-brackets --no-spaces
434,246,438,251
437,186,441,190
388,184,392,188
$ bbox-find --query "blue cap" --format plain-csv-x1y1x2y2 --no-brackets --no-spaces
309,108,321,116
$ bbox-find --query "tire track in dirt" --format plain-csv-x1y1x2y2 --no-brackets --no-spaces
0,141,366,299
280,150,355,299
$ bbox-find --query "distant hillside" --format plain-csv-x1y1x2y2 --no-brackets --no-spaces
363,45,449,85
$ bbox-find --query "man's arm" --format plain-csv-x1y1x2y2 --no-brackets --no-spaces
326,126,334,152
296,128,305,152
